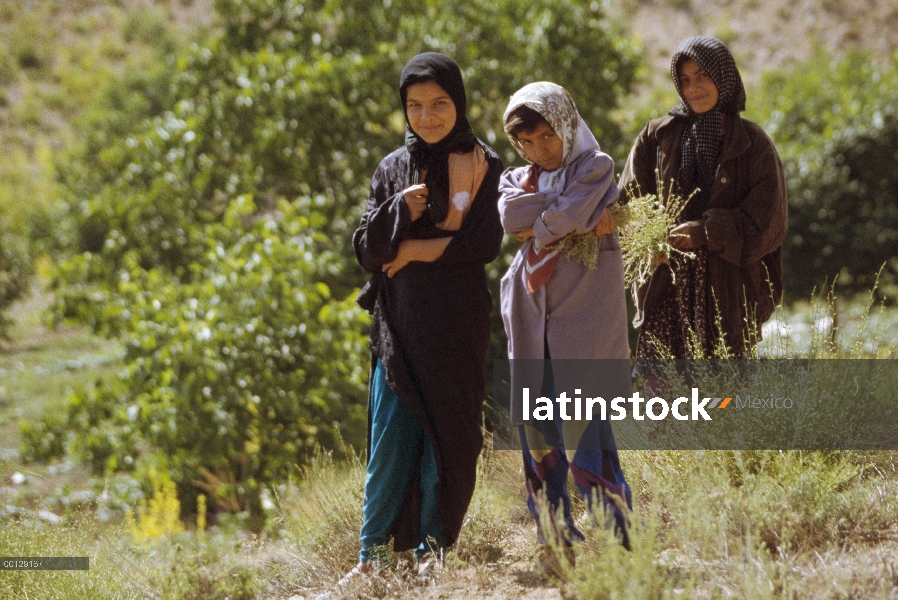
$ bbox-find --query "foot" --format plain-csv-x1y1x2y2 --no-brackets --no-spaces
337,561,372,586
416,556,442,578
314,562,372,600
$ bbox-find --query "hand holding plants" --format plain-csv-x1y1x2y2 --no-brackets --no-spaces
668,220,706,251
611,183,696,286
594,207,616,237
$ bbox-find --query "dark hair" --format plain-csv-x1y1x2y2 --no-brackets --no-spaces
505,105,551,138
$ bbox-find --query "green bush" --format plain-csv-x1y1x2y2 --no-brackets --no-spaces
0,43,18,84
750,50,898,299
0,0,203,310
58,0,642,303
8,9,53,71
45,0,642,522
0,227,32,339
19,413,69,463
44,198,369,521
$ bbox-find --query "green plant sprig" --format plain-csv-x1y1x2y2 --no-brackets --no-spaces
611,179,697,287
539,178,697,276
550,231,600,269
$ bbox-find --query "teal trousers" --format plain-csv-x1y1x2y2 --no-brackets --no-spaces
359,358,444,562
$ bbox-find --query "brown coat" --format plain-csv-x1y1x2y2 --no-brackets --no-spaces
619,114,788,355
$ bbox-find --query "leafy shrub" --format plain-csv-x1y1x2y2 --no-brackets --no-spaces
57,0,642,306
19,413,69,463
0,227,32,339
8,10,52,71
45,0,643,521
0,0,195,312
750,50,898,299
41,198,369,521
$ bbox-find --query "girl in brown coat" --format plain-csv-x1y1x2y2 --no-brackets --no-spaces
619,36,788,359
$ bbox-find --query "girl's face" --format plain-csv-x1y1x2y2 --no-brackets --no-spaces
515,121,563,172
677,58,719,114
405,80,457,144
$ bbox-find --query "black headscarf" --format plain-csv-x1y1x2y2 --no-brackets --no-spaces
400,53,478,224
669,36,746,221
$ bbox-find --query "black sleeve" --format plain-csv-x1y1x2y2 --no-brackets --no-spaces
352,157,413,274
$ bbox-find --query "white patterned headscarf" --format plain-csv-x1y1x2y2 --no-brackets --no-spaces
503,82,600,189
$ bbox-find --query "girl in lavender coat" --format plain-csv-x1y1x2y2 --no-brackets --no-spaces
499,82,631,563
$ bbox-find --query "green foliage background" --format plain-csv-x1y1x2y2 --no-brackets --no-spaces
36,0,641,519
0,1,193,337
11,0,898,525
749,50,898,299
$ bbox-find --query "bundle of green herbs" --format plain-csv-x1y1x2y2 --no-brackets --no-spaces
611,181,696,287
546,180,695,284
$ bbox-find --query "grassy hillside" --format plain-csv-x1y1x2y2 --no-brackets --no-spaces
0,0,216,256
4,437,898,598
616,0,898,85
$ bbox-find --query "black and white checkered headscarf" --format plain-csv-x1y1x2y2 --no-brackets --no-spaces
668,36,746,221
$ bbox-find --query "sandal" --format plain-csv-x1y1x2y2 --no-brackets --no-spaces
314,562,372,600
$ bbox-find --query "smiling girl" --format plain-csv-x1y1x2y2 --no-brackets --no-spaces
347,53,504,582
619,36,787,360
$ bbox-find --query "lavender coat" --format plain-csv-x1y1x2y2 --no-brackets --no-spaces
499,150,630,424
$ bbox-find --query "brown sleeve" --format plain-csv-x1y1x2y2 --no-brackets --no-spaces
703,126,788,266
618,122,659,201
